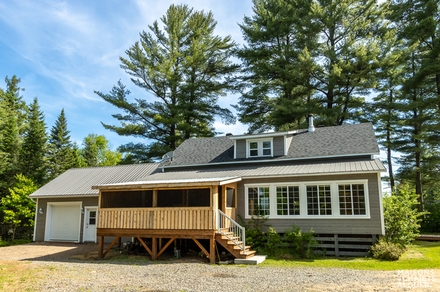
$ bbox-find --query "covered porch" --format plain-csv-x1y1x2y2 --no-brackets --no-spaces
93,176,251,263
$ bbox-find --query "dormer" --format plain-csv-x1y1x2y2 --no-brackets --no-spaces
230,131,297,159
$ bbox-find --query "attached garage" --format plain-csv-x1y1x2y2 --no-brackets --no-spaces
44,202,82,241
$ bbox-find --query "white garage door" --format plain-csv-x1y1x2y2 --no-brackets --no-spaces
46,203,81,241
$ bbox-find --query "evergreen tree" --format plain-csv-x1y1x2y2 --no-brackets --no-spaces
19,98,48,186
80,134,122,167
236,0,387,132
388,0,440,208
0,76,27,196
95,4,237,160
47,109,79,180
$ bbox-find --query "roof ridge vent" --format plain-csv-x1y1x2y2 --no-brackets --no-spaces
308,114,315,132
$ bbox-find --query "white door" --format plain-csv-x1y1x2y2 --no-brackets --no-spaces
45,203,81,241
84,207,97,242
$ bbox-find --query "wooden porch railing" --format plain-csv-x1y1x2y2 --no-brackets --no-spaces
98,207,215,230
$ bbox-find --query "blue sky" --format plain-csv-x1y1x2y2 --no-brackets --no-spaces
0,0,253,149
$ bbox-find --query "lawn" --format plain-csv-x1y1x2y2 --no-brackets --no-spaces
261,241,440,270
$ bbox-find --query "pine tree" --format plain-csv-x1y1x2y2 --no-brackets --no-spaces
95,4,237,160
47,109,78,180
236,0,387,131
0,76,27,196
19,98,48,186
388,0,440,208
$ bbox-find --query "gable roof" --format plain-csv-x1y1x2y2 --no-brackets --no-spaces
29,163,158,198
167,123,379,167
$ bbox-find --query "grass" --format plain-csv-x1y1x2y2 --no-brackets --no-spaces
0,261,48,291
260,241,440,270
0,239,32,247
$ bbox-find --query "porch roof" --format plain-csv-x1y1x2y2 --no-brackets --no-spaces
93,176,242,190
93,158,386,190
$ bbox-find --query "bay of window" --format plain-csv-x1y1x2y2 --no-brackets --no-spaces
306,185,332,215
276,186,300,215
248,186,270,216
338,184,366,215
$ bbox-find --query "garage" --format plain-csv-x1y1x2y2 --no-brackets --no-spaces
44,202,82,241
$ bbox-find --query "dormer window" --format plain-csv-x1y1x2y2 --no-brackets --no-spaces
247,139,273,158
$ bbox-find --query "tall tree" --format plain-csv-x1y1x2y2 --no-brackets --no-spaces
19,98,48,186
0,76,27,196
95,4,237,160
80,134,122,167
236,0,387,132
388,0,440,209
46,109,79,180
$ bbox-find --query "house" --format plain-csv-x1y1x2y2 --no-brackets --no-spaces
30,118,386,263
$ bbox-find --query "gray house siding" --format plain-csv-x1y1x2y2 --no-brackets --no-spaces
273,136,284,156
34,196,98,242
235,140,246,159
236,173,383,235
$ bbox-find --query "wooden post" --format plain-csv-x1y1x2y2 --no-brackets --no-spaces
152,237,157,260
98,236,104,258
334,234,339,257
209,237,216,264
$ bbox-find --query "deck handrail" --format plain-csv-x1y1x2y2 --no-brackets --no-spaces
217,209,246,255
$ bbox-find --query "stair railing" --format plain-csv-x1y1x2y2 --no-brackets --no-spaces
217,209,246,255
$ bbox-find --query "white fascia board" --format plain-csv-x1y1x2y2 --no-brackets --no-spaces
29,194,98,199
228,130,298,140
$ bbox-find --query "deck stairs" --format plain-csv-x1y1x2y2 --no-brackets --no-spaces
215,230,256,259
216,210,256,259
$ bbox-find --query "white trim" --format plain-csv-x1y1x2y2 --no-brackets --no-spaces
246,138,274,158
83,206,98,243
378,172,385,235
30,194,98,199
229,130,298,140
33,199,38,242
44,201,82,242
233,140,237,159
244,179,370,219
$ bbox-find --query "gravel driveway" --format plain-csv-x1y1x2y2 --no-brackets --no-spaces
1,242,439,292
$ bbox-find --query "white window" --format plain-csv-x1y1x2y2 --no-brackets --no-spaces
306,185,332,215
247,186,270,216
245,180,369,219
247,139,272,157
338,184,366,215
276,186,300,215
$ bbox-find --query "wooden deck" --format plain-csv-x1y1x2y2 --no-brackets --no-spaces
98,207,215,230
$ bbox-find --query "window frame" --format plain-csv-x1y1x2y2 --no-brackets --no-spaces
244,180,370,219
246,138,273,158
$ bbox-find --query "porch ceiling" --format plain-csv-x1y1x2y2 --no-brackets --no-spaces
92,176,242,190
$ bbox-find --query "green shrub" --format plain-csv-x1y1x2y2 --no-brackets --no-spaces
370,238,406,261
283,226,317,259
383,185,426,247
240,215,268,251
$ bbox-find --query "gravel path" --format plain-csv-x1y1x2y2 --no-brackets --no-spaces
1,242,439,292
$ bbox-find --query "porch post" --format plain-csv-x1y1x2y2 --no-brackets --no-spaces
209,237,216,264
98,236,104,258
152,237,157,260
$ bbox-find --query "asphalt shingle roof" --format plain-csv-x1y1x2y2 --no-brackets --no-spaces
168,123,379,167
